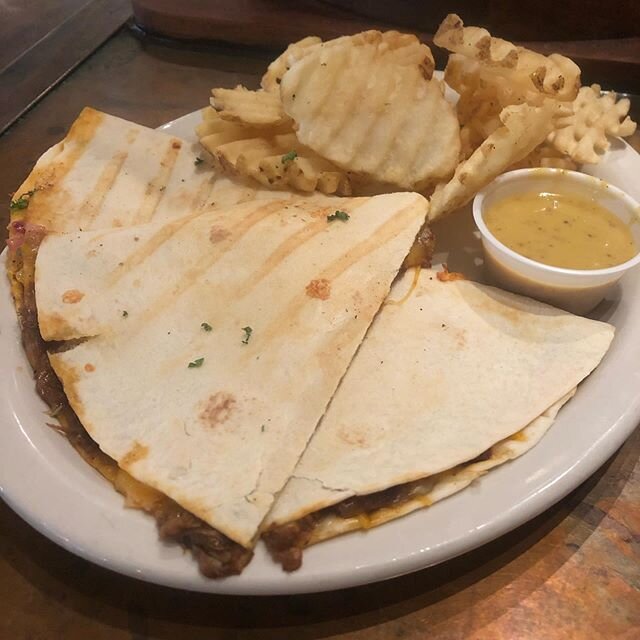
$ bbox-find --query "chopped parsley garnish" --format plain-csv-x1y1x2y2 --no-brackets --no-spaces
261,424,266,433
194,157,204,166
241,326,253,344
10,189,36,211
188,357,205,368
201,322,212,332
122,310,129,318
327,210,350,222
281,150,298,164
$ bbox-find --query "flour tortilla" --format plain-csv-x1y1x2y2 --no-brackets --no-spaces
265,269,614,539
303,390,574,545
34,193,429,547
11,106,288,235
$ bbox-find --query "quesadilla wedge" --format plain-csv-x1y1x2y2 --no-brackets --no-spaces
263,269,614,570
31,192,429,575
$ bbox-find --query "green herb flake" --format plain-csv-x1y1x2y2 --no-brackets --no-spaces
194,157,204,166
10,189,37,211
327,210,350,222
122,310,129,318
281,150,298,164
188,357,205,368
241,326,253,344
201,322,212,332
261,424,266,433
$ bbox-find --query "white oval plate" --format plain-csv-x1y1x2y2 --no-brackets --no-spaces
2,110,640,595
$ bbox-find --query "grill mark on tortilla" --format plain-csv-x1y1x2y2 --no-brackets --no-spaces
20,108,104,230
105,210,208,288
318,202,417,282
115,200,286,337
233,208,334,299
190,175,217,211
132,140,182,224
77,145,136,228
259,201,418,346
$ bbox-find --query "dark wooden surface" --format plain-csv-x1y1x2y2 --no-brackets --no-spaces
1,22,639,640
1,0,88,70
131,0,640,44
0,0,131,134
130,0,640,92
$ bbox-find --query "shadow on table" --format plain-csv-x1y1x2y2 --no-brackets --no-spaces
1,428,638,639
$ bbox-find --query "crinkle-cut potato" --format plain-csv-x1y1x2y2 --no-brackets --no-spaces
547,84,637,164
261,36,323,92
196,108,350,195
429,100,569,221
444,39,579,161
434,13,518,67
279,33,458,190
221,136,351,195
438,15,580,106
445,51,578,114
262,31,434,93
341,30,435,79
211,86,291,127
196,107,289,144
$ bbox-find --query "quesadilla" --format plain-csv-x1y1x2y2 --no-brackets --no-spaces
263,269,614,570
30,192,429,575
6,107,310,576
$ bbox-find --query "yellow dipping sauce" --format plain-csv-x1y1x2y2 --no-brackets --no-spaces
484,191,637,270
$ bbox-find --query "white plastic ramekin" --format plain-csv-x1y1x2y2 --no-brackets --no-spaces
473,168,640,315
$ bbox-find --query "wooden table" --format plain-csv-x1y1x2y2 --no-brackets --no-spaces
1,23,639,640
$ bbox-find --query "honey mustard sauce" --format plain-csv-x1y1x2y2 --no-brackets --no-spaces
484,191,637,270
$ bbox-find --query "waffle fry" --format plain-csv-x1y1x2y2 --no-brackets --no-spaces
547,85,637,164
436,14,580,104
429,100,570,220
197,110,351,196
211,86,290,127
280,33,457,190
261,36,323,92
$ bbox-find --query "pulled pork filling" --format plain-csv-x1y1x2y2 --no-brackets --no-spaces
7,236,252,578
263,446,493,572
